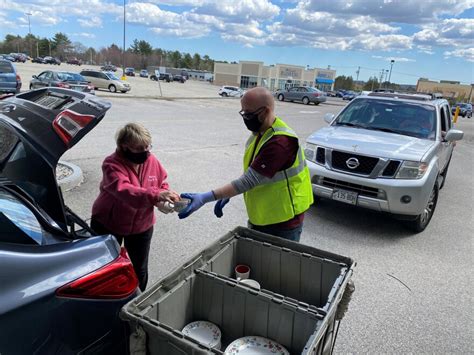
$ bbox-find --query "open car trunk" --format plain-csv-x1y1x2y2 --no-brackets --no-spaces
0,88,111,231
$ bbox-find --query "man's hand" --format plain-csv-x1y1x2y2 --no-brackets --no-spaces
214,198,230,218
178,191,215,219
158,190,180,203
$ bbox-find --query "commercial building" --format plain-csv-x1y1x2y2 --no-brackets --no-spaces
416,79,473,102
213,61,336,92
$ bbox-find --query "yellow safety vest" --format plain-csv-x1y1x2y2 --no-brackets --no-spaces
243,117,313,226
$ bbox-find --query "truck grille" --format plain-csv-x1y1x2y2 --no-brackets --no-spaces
316,177,382,199
331,151,379,175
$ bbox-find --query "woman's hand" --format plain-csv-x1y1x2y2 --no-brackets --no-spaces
158,190,180,203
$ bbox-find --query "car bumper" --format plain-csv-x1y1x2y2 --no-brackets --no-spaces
119,86,131,92
307,160,435,216
310,97,327,103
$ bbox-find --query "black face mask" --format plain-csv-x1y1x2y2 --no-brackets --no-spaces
123,149,150,164
239,107,266,132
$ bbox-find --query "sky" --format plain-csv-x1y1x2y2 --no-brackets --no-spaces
1,0,473,85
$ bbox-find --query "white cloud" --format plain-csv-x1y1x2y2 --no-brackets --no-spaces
71,32,96,38
78,16,102,28
444,48,474,62
372,55,416,62
194,0,280,22
300,0,473,24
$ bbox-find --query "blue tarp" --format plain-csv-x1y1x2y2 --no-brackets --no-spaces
315,78,334,84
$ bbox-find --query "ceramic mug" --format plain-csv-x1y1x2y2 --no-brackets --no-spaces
240,278,261,290
235,264,250,279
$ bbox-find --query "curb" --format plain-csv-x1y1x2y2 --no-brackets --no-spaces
57,161,83,191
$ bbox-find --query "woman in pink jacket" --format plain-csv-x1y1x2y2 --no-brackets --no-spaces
91,123,179,291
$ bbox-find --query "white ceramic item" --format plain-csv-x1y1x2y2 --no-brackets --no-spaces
182,321,221,350
239,279,261,290
235,264,250,279
224,336,289,354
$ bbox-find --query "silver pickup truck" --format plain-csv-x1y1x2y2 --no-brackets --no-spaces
305,92,464,232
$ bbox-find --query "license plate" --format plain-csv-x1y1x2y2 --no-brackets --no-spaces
332,189,358,205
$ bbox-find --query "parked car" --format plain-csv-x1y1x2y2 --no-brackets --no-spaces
172,74,186,83
0,88,139,354
275,86,327,105
124,67,135,76
101,64,117,72
326,90,337,97
43,56,61,65
139,69,148,78
451,102,472,118
9,53,27,62
0,54,15,62
342,91,359,100
0,60,21,94
218,86,244,97
30,71,94,93
80,69,130,93
336,90,347,98
32,56,46,64
66,57,82,65
305,92,464,232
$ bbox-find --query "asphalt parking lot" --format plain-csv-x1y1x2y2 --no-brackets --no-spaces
52,90,474,354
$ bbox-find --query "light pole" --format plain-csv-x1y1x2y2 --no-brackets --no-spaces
388,59,395,86
25,13,32,34
122,0,126,80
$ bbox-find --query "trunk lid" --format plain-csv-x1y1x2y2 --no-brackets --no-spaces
0,88,111,230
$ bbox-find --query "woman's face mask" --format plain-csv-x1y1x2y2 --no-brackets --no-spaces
239,106,266,132
122,144,151,164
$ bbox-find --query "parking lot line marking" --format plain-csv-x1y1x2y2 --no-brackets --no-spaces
299,111,320,114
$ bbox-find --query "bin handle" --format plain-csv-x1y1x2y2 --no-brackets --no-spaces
183,254,202,270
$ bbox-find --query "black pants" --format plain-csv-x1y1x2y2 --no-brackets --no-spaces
91,219,153,291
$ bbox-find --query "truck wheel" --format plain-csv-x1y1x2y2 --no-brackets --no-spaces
405,181,439,233
302,97,310,105
108,84,117,93
278,94,284,101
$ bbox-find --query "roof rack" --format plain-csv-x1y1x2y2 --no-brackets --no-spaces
367,92,432,101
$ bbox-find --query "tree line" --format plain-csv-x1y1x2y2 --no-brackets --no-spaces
0,33,215,71
334,75,407,91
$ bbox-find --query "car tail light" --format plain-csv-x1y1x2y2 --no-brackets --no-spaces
57,82,70,88
313,93,320,97
52,109,95,145
87,85,94,91
56,248,138,299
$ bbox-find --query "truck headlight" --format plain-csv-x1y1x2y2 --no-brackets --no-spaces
304,143,317,163
395,161,428,179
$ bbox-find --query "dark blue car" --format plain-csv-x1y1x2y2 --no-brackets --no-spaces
0,59,21,94
0,88,139,354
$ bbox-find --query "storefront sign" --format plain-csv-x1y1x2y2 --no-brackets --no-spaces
279,67,301,78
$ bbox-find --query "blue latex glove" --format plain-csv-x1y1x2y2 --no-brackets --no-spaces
178,191,215,219
214,198,230,218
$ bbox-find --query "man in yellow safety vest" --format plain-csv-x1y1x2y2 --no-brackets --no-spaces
178,87,313,241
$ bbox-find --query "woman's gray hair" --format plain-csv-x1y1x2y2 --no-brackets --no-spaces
116,123,152,148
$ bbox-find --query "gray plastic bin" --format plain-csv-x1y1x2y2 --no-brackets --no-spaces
121,227,355,355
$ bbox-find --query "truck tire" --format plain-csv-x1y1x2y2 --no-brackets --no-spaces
405,181,439,233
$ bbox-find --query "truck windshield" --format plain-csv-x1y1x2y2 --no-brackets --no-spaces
335,98,437,140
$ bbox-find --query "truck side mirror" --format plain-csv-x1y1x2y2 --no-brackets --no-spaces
444,129,463,142
324,113,335,124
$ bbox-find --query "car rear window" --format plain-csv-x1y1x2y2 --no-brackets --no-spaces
57,72,85,81
0,188,43,245
0,62,14,74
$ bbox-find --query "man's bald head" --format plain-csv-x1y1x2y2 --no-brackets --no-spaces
241,87,275,112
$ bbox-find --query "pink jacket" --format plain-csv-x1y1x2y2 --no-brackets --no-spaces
91,151,170,235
